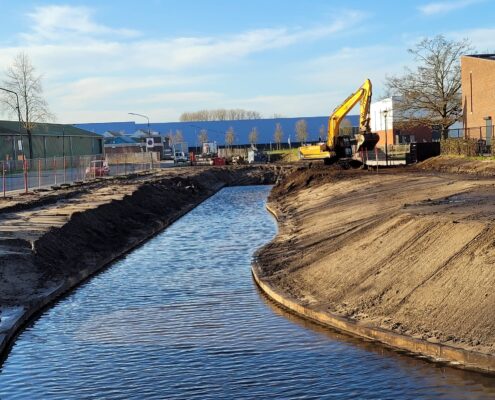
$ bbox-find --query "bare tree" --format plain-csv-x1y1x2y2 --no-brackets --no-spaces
179,108,261,122
198,129,208,145
166,129,175,146
274,123,283,150
339,119,353,136
174,129,184,145
1,52,54,159
248,127,259,145
225,127,235,155
385,35,472,139
319,124,326,141
295,119,308,144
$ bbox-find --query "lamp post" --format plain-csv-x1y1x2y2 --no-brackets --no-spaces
128,112,150,135
129,112,151,153
0,87,23,158
383,109,389,167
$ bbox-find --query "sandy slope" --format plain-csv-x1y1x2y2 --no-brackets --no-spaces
257,165,495,355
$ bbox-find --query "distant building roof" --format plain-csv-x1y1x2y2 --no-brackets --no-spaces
131,129,161,138
105,136,139,145
103,130,127,137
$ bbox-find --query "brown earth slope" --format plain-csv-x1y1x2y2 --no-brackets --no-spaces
256,163,495,356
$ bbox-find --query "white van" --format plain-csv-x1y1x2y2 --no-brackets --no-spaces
174,151,189,164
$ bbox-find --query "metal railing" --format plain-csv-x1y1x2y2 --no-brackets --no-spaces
444,126,493,156
447,126,493,142
357,144,410,166
1,153,158,197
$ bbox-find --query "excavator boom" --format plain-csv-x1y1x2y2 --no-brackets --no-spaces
299,79,379,162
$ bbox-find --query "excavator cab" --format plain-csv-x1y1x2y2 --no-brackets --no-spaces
334,136,354,159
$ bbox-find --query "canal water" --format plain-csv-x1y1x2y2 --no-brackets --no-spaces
0,186,494,399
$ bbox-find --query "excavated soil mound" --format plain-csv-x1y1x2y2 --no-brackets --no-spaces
416,155,495,176
269,164,360,200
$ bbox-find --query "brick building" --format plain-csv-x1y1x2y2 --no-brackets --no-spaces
461,54,495,142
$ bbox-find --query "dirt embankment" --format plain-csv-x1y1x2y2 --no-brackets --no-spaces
255,161,495,370
416,155,495,176
0,165,289,357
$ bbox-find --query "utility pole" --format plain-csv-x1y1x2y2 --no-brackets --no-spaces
383,109,389,167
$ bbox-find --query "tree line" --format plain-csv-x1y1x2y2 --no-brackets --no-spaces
180,109,262,122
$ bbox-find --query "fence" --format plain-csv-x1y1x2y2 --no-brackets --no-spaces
1,153,159,196
447,126,493,143
357,144,410,166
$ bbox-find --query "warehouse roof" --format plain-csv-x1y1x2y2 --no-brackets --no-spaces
0,120,101,137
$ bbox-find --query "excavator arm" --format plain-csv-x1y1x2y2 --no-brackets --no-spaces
327,79,372,149
299,78,378,162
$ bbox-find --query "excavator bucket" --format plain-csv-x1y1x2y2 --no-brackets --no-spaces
355,133,379,151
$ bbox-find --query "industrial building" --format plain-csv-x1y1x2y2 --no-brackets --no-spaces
370,97,434,147
76,115,360,148
103,130,170,157
461,54,495,143
0,121,103,161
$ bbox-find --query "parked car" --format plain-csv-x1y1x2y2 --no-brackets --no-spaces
85,160,110,178
174,151,189,164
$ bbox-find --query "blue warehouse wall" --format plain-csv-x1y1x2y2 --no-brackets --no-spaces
75,115,359,146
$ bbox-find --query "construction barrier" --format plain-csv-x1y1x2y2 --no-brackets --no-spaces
1,153,159,196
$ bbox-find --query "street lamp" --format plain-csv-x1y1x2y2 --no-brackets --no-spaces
0,87,23,158
128,112,150,136
382,109,389,167
128,112,151,154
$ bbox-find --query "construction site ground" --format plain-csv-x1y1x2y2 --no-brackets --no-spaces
256,156,495,357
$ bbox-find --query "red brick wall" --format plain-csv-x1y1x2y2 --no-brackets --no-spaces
375,129,394,146
461,56,495,129
397,125,433,143
375,125,432,146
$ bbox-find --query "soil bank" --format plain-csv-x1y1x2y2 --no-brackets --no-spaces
254,159,495,373
0,165,289,358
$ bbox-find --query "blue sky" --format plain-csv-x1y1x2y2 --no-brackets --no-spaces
0,0,493,123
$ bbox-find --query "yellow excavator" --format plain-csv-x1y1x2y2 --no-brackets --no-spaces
299,79,379,164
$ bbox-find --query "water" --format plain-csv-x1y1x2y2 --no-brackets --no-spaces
0,186,494,399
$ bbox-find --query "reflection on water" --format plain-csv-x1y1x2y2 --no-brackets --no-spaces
0,186,493,399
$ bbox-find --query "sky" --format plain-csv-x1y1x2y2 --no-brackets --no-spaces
0,0,493,124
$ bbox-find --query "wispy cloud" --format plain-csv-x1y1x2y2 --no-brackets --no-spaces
448,27,495,52
419,0,483,15
20,5,366,70
1,5,369,122
22,5,140,42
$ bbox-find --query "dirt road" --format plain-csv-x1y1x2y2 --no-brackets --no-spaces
256,160,495,357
